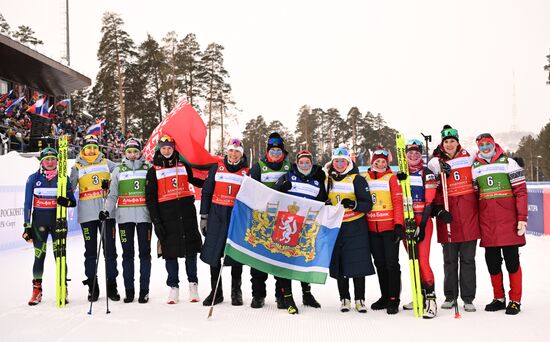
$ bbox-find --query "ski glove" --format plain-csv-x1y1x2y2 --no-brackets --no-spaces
440,161,452,178
153,220,166,242
393,224,404,243
396,172,408,181
517,221,527,236
57,196,76,207
281,180,293,192
415,224,426,242
433,205,452,224
340,198,357,210
22,223,33,242
200,215,208,236
325,199,333,206
98,210,109,221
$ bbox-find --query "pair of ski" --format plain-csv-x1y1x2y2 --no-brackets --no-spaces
395,133,423,318
55,136,69,308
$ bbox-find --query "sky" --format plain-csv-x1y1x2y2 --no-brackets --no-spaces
1,0,550,143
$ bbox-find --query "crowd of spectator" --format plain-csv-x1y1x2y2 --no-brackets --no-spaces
1,95,127,160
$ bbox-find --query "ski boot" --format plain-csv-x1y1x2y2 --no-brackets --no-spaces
28,279,42,306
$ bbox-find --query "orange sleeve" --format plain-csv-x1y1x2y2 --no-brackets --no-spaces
390,175,405,226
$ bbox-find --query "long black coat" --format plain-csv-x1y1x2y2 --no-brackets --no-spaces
199,155,248,267
145,151,204,259
327,164,375,278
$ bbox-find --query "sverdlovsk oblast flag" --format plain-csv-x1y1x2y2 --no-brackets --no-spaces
225,177,345,284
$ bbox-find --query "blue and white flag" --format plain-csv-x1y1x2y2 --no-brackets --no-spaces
225,177,345,284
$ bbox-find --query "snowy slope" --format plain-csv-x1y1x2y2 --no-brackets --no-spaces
1,221,549,342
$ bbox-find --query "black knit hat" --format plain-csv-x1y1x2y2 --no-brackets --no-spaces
441,124,459,142
267,132,285,151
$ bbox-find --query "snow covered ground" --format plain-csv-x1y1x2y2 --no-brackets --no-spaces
1,222,549,342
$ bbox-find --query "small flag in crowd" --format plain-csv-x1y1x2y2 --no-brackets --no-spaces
27,97,49,115
86,118,106,136
225,177,345,284
4,96,25,115
55,99,70,108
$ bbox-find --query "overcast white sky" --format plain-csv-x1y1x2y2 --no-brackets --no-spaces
2,0,550,142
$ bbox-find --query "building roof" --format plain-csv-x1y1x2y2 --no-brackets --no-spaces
0,34,91,96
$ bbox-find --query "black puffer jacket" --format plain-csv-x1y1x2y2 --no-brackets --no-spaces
145,150,204,259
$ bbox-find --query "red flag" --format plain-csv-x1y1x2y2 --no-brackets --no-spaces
143,98,220,167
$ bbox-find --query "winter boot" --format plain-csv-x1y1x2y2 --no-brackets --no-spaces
202,290,224,306
189,282,200,303
302,291,321,308
355,299,367,313
340,298,351,312
107,281,120,301
250,297,265,309
485,298,506,312
124,289,135,303
284,294,299,315
441,297,455,309
167,286,179,304
463,301,476,312
370,297,388,310
505,301,521,315
138,289,149,304
423,292,437,319
231,278,243,306
83,278,99,302
276,295,286,309
28,279,42,306
403,301,413,310
386,298,400,315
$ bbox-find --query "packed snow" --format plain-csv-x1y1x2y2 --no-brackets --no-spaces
1,229,549,342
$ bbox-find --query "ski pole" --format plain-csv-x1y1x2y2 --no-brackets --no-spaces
87,222,105,315
207,255,226,319
420,133,431,163
101,180,111,314
440,168,451,242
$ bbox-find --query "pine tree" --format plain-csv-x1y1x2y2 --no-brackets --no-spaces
177,33,203,107
0,13,11,35
516,135,538,181
12,25,43,47
242,115,268,165
545,50,550,85
199,42,229,152
295,105,319,156
93,12,136,134
161,31,180,111
345,106,364,155
70,88,89,116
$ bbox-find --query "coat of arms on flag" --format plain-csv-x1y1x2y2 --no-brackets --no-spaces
225,177,345,284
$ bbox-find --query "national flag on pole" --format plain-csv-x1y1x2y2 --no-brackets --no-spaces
86,118,105,136
142,97,219,167
55,99,70,108
0,90,13,104
225,177,345,284
4,96,25,115
27,97,49,115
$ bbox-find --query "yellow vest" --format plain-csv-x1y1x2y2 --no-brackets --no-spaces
76,159,111,200
363,173,394,222
327,174,365,222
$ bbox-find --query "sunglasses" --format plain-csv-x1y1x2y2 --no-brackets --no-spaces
407,139,423,147
333,148,350,156
268,137,283,145
228,138,242,147
159,136,174,143
373,149,388,156
441,128,459,138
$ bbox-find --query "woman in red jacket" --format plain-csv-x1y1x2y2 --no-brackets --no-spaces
363,146,404,314
472,133,527,315
427,125,480,312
